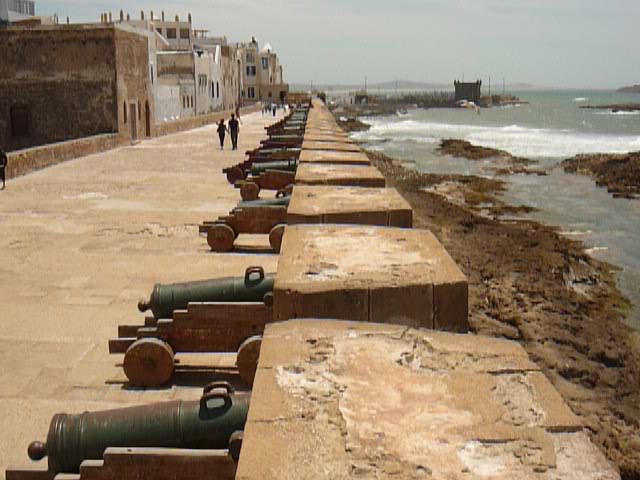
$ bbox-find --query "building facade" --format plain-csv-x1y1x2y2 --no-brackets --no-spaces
0,24,153,151
0,0,35,24
237,37,288,104
0,10,287,152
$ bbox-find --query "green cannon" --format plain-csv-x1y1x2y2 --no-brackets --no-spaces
237,195,291,209
26,382,249,475
138,267,274,319
249,159,298,176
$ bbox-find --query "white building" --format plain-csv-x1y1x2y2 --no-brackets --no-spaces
0,0,35,23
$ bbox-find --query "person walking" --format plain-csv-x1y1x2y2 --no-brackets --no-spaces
0,147,7,190
228,114,240,151
216,119,228,150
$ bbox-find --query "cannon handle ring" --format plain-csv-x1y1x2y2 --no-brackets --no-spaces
201,381,233,410
245,266,265,285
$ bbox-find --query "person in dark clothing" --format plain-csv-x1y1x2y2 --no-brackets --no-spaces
272,104,277,116
216,119,228,150
0,147,7,190
228,114,240,151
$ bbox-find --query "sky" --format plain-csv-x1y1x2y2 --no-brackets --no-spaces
36,0,640,89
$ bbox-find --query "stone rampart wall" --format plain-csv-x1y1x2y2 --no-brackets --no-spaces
6,103,261,180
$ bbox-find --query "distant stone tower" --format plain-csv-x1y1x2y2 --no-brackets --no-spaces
454,80,482,103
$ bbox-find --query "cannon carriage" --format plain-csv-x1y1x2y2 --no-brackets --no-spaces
109,266,274,387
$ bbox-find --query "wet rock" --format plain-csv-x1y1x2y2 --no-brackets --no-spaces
562,152,640,200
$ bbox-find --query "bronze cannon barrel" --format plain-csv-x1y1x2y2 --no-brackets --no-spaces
250,159,297,176
139,266,274,319
27,383,249,474
237,196,290,208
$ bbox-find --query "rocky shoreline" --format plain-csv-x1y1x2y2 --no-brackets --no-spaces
562,151,640,199
580,104,640,112
437,139,548,176
364,149,640,478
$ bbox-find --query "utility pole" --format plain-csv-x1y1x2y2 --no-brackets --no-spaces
364,76,367,93
489,76,491,97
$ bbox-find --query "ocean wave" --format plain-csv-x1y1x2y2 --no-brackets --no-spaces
573,97,589,103
356,119,640,159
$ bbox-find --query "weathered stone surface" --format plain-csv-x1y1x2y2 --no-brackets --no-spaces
275,225,468,331
287,186,412,227
298,149,371,165
301,141,360,152
236,319,619,480
302,133,350,143
295,164,386,188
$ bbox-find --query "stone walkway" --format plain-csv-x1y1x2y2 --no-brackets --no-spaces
0,112,281,472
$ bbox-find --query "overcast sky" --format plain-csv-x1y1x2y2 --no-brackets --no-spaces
37,0,640,89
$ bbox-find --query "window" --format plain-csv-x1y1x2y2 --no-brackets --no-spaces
156,28,162,35
123,101,127,123
10,105,29,137
138,101,141,120
216,82,220,98
166,28,176,39
150,65,154,84
198,74,207,93
248,87,255,99
246,53,254,64
261,57,268,69
180,28,190,39
246,65,256,77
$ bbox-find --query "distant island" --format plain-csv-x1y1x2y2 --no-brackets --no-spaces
617,84,640,93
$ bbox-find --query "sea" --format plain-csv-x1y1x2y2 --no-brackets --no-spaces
349,90,640,330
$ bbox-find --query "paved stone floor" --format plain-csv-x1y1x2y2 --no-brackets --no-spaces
0,112,281,473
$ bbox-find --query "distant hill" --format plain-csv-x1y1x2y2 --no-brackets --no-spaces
618,84,640,94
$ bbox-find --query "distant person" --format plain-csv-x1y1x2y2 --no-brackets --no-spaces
0,147,7,190
216,119,228,150
228,114,240,151
272,104,277,116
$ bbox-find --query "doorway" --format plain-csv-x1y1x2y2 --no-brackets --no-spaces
129,103,137,141
145,101,151,137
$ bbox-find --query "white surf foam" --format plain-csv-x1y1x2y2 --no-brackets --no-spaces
593,110,640,116
573,97,589,103
356,119,640,159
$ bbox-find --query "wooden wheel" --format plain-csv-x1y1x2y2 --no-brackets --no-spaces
226,167,245,184
207,224,236,252
123,338,175,387
228,431,244,462
236,336,262,387
240,182,260,201
269,224,286,253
